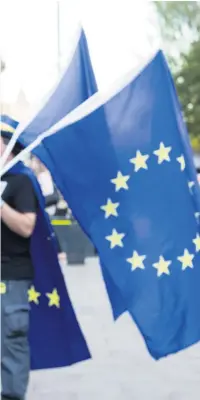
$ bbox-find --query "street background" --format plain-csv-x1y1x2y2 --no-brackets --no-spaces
28,258,200,400
1,2,200,399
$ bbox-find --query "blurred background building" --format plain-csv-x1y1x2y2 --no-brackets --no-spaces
1,89,30,121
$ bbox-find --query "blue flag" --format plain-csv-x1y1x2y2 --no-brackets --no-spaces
1,29,97,369
21,50,200,359
18,28,97,148
31,28,97,197
11,163,91,370
16,27,97,206
1,118,91,370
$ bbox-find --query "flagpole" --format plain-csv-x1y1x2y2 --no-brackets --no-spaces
57,0,61,75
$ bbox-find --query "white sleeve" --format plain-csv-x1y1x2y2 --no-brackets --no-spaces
38,172,54,197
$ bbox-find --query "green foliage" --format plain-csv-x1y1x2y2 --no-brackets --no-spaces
154,1,200,150
154,1,200,41
175,40,200,139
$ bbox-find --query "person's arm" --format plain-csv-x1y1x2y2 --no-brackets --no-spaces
45,193,57,208
1,174,38,238
1,203,36,238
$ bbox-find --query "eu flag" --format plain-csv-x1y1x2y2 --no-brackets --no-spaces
26,50,200,359
1,118,91,370
26,169,91,370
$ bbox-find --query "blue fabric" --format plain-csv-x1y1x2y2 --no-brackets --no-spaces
29,29,98,207
20,50,200,359
100,262,126,319
1,115,19,130
19,29,97,148
1,31,97,368
9,162,90,370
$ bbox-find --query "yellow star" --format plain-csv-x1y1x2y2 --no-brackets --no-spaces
46,289,60,308
193,234,200,252
0,282,6,294
101,198,119,218
127,251,146,271
177,155,185,171
130,151,149,172
106,229,125,249
153,142,172,164
153,256,171,277
28,285,41,305
178,249,194,270
111,171,130,192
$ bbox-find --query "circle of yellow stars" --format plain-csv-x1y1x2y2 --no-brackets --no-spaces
104,233,199,277
99,141,200,277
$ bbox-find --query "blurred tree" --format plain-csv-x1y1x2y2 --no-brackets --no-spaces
154,1,200,151
175,41,200,142
154,1,200,47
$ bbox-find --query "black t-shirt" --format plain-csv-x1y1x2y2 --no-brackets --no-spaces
1,173,38,280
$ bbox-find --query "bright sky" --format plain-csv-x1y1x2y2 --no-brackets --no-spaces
0,0,160,105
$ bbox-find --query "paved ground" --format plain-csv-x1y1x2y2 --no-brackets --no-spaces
28,258,200,400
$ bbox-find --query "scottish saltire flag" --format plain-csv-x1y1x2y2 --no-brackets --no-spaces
22,50,200,359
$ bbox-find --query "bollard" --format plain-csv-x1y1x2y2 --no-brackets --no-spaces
51,216,95,265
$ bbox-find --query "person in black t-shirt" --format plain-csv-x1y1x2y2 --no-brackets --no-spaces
1,132,37,400
1,173,38,280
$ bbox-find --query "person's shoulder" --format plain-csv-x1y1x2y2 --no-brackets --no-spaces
3,173,22,185
1,173,33,194
15,172,35,189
